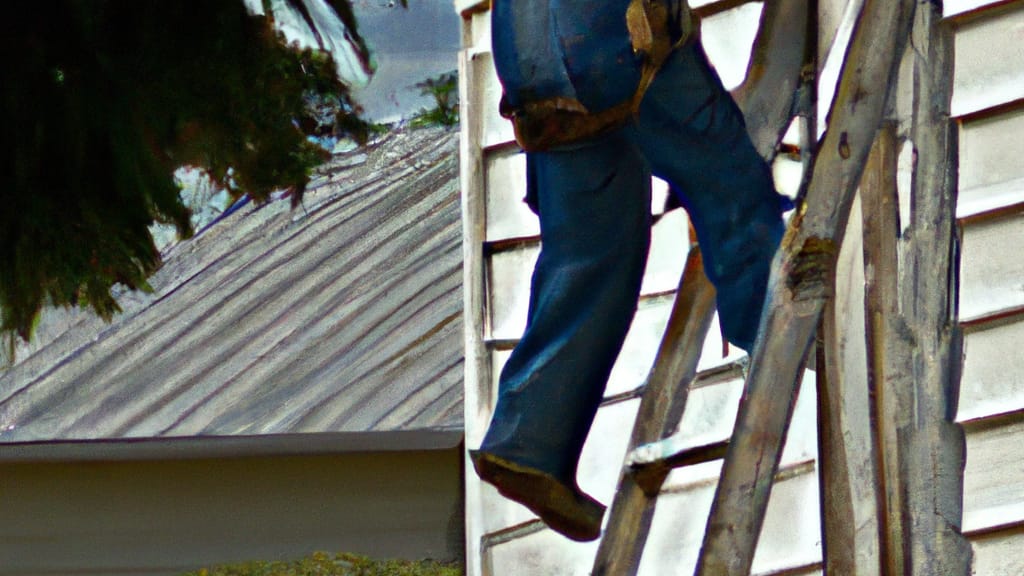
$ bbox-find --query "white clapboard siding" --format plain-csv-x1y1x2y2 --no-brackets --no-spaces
972,530,1024,575
957,108,1024,218
485,150,536,241
640,465,822,576
700,2,763,89
486,244,539,341
962,418,1024,533
960,318,1024,422
951,4,1024,118
960,211,1024,322
953,1,1024,573
946,0,1014,17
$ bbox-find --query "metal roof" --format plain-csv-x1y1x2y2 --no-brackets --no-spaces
0,126,463,444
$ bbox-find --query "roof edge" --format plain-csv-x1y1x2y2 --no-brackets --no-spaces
0,429,464,463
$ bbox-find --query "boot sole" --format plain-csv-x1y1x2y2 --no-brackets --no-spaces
470,450,605,542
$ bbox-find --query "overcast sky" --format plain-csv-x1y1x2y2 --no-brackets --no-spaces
349,1,462,123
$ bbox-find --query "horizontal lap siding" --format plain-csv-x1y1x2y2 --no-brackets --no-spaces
954,1,1024,573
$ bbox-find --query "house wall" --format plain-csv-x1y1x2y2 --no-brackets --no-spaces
814,0,1024,571
0,448,463,575
459,0,1024,574
949,0,1024,568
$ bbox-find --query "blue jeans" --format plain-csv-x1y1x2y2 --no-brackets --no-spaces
480,3,786,485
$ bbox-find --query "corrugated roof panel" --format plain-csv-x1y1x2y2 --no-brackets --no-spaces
0,127,463,442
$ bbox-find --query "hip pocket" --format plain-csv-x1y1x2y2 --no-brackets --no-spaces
550,0,642,112
491,0,579,108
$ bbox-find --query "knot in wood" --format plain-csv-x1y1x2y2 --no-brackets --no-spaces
839,131,851,159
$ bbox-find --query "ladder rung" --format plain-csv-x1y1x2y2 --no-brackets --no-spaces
628,437,730,469
626,437,730,496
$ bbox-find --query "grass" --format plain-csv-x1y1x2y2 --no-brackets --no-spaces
181,552,463,576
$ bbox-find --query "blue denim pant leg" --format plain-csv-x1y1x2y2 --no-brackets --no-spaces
636,42,786,351
478,129,652,483
480,3,784,482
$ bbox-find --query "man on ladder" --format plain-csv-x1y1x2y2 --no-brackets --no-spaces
470,0,789,542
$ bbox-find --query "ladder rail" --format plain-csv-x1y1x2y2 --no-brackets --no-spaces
592,250,717,576
592,1,813,573
695,1,917,573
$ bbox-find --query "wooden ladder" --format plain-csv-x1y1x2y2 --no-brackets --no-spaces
591,0,970,574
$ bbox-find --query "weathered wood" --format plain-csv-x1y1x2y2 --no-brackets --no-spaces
795,0,818,200
694,1,916,574
901,0,960,452
816,133,894,576
459,45,494,576
629,437,731,496
733,0,817,161
859,121,904,576
896,3,973,573
592,244,717,576
591,3,812,573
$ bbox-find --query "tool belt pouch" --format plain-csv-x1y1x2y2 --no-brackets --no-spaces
503,0,699,152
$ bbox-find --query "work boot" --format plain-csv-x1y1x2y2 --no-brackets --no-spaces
470,449,606,542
